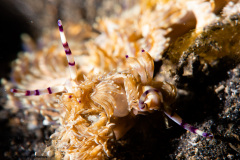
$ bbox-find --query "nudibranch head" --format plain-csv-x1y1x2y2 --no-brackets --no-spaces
138,87,163,111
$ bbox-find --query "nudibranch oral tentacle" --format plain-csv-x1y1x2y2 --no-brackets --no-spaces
58,20,77,81
164,108,213,139
10,20,78,96
10,86,65,96
138,88,213,139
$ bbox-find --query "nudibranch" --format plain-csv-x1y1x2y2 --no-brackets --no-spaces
9,20,213,159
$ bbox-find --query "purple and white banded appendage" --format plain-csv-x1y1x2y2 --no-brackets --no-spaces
10,86,65,96
164,108,213,139
58,20,77,81
138,88,213,139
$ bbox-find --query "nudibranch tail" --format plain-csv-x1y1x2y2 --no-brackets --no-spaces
58,20,77,81
164,108,213,139
10,86,65,96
